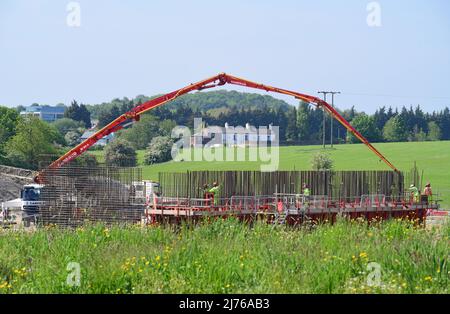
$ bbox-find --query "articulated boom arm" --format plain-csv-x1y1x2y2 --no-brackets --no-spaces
37,73,397,182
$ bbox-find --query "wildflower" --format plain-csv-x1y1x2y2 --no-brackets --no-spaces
359,252,368,259
367,232,373,237
424,276,433,282
155,255,161,262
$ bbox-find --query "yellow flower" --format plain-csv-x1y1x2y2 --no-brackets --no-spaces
367,232,373,237
424,276,433,282
155,255,161,261
359,252,368,259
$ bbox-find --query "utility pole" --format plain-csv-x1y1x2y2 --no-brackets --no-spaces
330,92,340,148
318,91,340,148
318,91,329,149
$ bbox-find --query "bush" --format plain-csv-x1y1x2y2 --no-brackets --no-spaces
52,118,85,137
144,136,174,165
64,130,81,147
72,153,98,167
311,152,333,171
104,139,137,167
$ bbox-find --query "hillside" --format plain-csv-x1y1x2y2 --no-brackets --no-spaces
87,90,292,119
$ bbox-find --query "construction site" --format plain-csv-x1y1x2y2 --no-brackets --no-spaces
1,74,446,229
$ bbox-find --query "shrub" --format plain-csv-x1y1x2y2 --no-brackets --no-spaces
64,130,81,147
311,152,334,171
104,139,137,167
144,136,174,165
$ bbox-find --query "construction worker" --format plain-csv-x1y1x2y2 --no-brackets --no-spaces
390,183,399,202
303,183,311,206
423,182,433,204
409,184,420,203
208,182,221,206
202,184,209,199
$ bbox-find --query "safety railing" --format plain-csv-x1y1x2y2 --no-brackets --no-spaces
360,195,387,208
230,196,257,212
146,192,439,216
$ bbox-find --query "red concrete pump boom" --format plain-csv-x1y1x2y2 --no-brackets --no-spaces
35,73,398,182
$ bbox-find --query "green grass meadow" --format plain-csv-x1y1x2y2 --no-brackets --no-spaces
92,141,450,207
0,219,448,294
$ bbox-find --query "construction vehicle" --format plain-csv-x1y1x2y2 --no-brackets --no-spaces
1,183,44,225
3,73,399,224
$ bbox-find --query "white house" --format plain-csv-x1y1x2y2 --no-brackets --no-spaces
191,123,275,147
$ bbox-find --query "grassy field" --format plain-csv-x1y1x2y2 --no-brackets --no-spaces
0,219,448,294
92,141,450,207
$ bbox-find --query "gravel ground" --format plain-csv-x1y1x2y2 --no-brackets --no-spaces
0,165,35,203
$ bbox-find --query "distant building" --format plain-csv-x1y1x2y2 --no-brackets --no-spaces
80,131,114,146
20,105,65,122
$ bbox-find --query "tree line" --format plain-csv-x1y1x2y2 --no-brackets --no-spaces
84,91,449,146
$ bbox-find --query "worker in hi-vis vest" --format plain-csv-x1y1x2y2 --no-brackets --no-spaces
408,184,420,203
303,183,311,206
208,182,221,206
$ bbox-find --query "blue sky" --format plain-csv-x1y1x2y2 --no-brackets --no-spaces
1,0,449,113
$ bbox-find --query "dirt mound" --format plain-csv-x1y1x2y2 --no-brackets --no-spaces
0,165,36,203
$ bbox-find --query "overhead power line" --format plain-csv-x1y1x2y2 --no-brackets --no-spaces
341,92,450,100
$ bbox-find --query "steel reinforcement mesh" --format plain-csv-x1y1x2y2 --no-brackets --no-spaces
38,165,145,227
159,170,408,201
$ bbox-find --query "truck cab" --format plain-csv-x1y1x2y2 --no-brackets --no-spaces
20,184,45,213
1,184,44,225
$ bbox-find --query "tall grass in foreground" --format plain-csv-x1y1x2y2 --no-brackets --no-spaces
0,218,448,294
